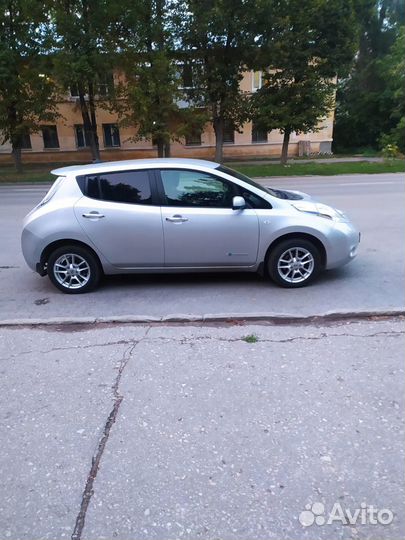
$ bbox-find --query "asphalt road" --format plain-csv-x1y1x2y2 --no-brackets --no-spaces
0,318,403,540
0,173,404,322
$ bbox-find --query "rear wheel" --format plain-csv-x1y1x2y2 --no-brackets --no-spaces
267,239,322,288
47,245,101,294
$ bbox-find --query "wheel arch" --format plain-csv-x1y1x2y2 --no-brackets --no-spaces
264,232,327,269
40,239,103,273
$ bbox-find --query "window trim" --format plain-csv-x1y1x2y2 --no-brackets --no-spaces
155,168,239,208
76,169,160,206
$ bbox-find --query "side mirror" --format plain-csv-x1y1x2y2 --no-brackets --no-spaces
232,196,246,210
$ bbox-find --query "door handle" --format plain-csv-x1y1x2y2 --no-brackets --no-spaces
166,215,188,223
82,212,105,219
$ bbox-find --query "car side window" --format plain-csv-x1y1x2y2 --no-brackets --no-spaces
81,170,152,205
160,169,234,208
238,188,272,209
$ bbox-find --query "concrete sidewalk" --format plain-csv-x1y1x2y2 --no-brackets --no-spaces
1,318,403,540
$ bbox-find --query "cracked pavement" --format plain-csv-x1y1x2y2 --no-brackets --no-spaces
0,318,404,540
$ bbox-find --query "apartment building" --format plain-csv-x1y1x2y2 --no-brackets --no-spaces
0,70,334,164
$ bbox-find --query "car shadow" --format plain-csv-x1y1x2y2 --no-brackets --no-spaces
99,266,353,291
101,270,267,290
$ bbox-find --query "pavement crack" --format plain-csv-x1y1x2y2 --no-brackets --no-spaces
2,330,402,364
141,330,404,346
71,328,150,540
1,339,136,362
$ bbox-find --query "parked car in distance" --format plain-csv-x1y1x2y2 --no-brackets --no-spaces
21,158,360,293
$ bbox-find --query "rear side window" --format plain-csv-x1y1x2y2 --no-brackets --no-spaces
77,170,152,205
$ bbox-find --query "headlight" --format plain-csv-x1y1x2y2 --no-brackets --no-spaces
291,201,348,222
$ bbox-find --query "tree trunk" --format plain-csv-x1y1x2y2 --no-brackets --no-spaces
12,144,22,173
281,129,291,165
78,86,100,163
157,138,165,157
8,104,22,172
88,81,101,162
164,141,171,157
213,116,224,163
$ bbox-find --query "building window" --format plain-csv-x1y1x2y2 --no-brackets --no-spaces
98,73,114,97
252,122,268,143
70,84,79,98
41,125,60,149
223,120,234,144
103,124,120,147
74,125,89,148
185,130,202,146
21,131,32,149
181,64,193,88
252,70,263,91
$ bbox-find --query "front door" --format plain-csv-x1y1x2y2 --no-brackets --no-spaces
158,168,259,266
74,169,164,267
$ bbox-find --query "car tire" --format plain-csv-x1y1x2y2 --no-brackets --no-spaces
47,245,101,294
267,238,322,288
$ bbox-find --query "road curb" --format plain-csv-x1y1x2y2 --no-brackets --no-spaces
0,309,403,328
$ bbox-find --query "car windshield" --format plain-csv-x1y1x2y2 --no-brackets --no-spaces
216,165,279,198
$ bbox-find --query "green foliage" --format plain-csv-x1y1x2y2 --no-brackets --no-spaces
51,0,118,94
251,0,358,163
242,334,259,343
232,160,405,177
252,73,335,137
51,0,122,160
380,142,401,159
334,1,405,152
183,0,264,161
112,0,206,156
0,0,59,170
2,159,404,183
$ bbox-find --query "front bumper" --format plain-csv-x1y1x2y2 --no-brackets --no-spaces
325,222,360,270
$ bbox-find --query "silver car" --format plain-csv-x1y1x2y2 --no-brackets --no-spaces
21,158,360,294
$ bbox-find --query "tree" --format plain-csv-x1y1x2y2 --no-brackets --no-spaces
0,0,58,171
51,0,118,162
251,0,358,163
379,26,405,152
252,74,335,164
183,0,263,162
111,0,204,157
334,0,405,152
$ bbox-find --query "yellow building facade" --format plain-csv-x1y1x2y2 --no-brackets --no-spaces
0,70,335,164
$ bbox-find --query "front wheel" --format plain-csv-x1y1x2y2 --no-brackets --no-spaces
267,239,322,288
47,245,101,294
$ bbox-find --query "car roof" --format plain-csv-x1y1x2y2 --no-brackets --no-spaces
51,158,219,176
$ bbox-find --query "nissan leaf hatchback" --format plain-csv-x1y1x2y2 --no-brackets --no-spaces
21,158,360,293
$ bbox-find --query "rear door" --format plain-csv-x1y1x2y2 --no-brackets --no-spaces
74,169,164,267
157,168,260,266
